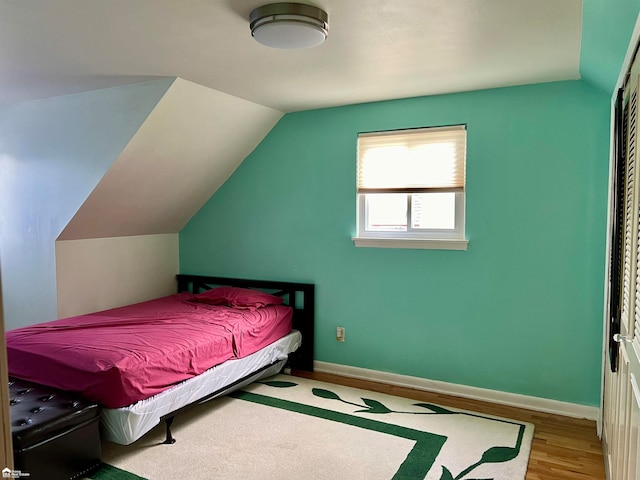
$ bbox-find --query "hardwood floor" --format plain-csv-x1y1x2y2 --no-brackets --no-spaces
293,371,606,480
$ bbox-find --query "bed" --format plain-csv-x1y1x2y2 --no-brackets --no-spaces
6,274,314,445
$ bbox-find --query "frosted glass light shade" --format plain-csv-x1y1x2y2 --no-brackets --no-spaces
250,3,329,49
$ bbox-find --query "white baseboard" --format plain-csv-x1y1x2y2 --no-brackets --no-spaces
314,361,600,421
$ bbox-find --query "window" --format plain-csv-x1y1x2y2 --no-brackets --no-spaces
353,125,468,250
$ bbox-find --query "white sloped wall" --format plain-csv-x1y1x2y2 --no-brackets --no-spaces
55,78,283,318
0,78,175,329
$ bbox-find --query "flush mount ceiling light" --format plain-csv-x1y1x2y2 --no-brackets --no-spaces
249,3,329,49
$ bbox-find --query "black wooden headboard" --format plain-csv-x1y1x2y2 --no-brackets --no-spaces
176,274,314,372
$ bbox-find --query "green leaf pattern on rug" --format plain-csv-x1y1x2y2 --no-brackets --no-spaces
440,466,455,480
312,387,342,400
414,402,456,414
357,398,393,414
311,388,455,417
265,382,525,480
312,388,385,410
311,388,350,403
480,446,520,463
260,380,298,388
452,425,525,480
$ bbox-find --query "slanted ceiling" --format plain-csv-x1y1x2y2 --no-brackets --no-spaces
0,1,583,112
58,78,283,240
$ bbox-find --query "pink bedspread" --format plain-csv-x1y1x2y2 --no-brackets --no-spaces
6,293,293,408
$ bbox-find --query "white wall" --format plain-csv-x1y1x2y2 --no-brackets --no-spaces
56,234,179,318
0,79,174,329
59,78,284,240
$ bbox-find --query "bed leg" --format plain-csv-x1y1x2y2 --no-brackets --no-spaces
162,416,176,444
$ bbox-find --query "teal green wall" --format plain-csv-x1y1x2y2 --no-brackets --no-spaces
180,80,610,406
0,78,174,329
581,0,640,94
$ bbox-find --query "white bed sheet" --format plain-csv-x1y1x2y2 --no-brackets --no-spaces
101,330,302,445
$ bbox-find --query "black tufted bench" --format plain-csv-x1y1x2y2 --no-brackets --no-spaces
9,378,102,480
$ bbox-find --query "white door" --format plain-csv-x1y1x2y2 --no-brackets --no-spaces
604,57,640,479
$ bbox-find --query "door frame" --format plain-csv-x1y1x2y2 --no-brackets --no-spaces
602,12,640,438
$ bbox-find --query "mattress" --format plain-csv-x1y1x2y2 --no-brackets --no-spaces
6,293,293,408
102,330,302,445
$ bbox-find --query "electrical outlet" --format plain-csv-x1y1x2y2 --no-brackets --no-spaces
336,326,346,342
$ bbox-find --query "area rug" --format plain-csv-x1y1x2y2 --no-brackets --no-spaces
89,374,534,480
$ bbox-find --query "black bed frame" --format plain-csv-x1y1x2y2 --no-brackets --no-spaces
157,274,315,444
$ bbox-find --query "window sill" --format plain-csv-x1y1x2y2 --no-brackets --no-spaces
352,237,469,251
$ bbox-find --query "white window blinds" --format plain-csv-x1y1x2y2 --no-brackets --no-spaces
357,125,466,193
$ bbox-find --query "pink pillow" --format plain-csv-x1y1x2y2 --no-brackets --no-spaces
192,286,284,310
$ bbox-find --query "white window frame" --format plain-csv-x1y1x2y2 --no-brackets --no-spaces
352,125,468,251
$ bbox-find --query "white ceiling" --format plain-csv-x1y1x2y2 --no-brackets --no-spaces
0,0,582,112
